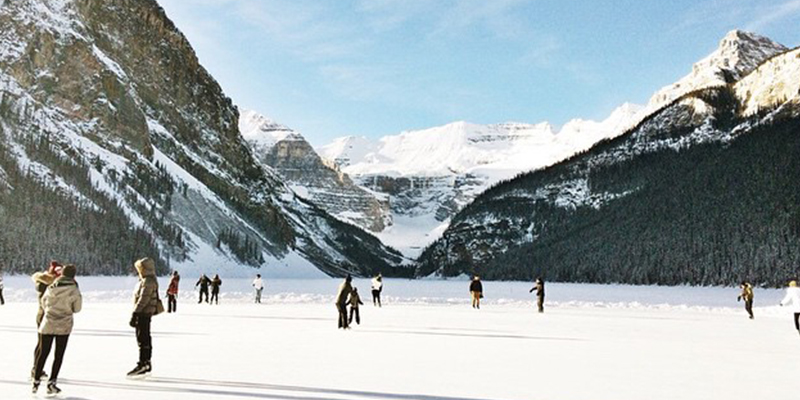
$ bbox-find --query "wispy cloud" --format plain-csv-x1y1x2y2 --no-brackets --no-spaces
672,0,800,35
745,0,800,31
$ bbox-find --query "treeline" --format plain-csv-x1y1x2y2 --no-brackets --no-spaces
216,227,264,265
419,110,800,286
0,132,168,275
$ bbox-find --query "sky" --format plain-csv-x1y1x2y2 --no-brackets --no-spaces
158,0,800,147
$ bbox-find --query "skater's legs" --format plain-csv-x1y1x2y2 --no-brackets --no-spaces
0,288,4,305
337,304,348,328
33,334,54,381
537,298,544,313
135,315,152,363
794,312,800,331
49,335,69,382
355,308,360,324
745,299,753,319
167,294,177,313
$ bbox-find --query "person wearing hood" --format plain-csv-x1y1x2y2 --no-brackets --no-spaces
128,258,162,378
469,276,483,309
371,274,383,307
529,278,545,313
210,274,222,305
195,274,211,303
348,287,364,325
31,264,81,396
252,274,264,304
166,271,180,313
30,261,62,381
737,281,754,319
779,280,800,336
335,275,353,329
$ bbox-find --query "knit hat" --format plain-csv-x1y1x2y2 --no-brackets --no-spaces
62,264,77,279
48,261,63,276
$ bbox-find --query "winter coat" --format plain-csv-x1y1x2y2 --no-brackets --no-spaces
469,280,483,293
348,292,364,308
252,277,264,290
133,258,160,316
738,283,753,302
196,276,210,290
210,277,222,293
371,277,383,292
32,271,57,299
167,275,180,296
39,277,82,335
780,287,800,312
531,281,545,299
335,280,353,306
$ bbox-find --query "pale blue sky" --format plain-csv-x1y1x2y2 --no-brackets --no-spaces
159,0,800,146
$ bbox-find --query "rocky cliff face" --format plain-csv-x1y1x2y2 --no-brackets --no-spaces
0,0,408,277
240,110,391,232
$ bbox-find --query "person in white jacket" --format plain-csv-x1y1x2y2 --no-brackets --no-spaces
779,280,800,336
32,264,82,396
252,274,264,304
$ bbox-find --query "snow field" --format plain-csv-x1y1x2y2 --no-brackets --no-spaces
0,278,798,400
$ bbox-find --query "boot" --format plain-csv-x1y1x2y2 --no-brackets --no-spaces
46,381,61,395
126,362,150,378
31,380,40,394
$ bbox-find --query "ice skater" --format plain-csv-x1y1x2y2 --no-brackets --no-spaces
210,274,222,304
166,271,180,313
348,287,364,325
529,277,545,313
252,274,264,304
779,280,800,337
30,261,62,381
128,258,163,378
196,274,211,303
470,275,483,309
737,281,754,319
335,275,353,329
371,273,383,307
32,264,81,396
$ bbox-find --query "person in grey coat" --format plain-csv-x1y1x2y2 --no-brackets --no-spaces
335,275,353,329
128,258,161,378
31,264,81,396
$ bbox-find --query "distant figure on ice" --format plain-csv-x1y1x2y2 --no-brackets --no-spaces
128,258,163,378
32,264,81,396
0,265,5,305
470,276,483,309
335,275,353,329
252,274,264,304
348,287,364,325
30,262,62,382
529,278,545,313
737,281,754,319
166,271,180,313
210,274,222,304
371,273,383,307
779,280,800,337
196,274,211,303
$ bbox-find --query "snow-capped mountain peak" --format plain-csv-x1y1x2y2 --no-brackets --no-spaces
239,109,303,152
648,30,787,107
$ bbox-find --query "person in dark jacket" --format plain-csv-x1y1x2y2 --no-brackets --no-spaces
166,271,180,313
335,275,353,329
469,276,483,309
348,287,364,325
128,258,161,378
210,274,222,305
30,261,62,381
529,278,545,313
195,274,211,304
737,281,754,319
32,265,81,396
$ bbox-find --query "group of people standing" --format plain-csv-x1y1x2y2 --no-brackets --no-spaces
468,275,546,313
195,274,223,304
334,274,384,329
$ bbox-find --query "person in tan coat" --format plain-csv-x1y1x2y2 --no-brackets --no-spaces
31,264,81,396
30,261,62,381
737,281,754,319
128,258,161,378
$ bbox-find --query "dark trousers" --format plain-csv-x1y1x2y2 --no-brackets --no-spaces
794,313,800,331
0,288,4,305
198,288,208,303
744,299,753,319
210,290,219,304
336,303,349,329
167,294,177,313
349,307,360,325
33,334,69,382
135,314,152,364
537,296,545,313
372,290,381,307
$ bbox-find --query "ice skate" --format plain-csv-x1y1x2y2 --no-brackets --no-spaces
126,362,151,379
46,381,61,396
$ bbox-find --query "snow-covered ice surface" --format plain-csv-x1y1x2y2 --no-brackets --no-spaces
1,277,798,400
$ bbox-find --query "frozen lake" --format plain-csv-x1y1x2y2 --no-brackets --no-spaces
1,277,798,400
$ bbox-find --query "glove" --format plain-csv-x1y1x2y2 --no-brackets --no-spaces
129,313,138,328
737,296,741,302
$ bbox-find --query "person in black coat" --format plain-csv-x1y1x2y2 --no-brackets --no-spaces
529,278,545,313
195,274,211,304
469,276,483,309
209,274,222,305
